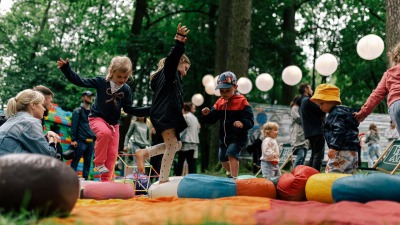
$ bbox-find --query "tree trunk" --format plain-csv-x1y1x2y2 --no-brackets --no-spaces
209,0,252,170
118,0,147,152
386,0,400,68
227,0,252,77
280,0,296,105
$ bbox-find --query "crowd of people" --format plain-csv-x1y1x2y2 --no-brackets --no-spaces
1,23,400,183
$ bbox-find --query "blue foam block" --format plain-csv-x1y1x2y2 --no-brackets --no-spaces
332,174,400,203
177,174,236,199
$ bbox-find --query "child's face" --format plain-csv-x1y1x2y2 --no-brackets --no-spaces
313,100,336,113
269,128,278,139
112,70,130,86
178,62,190,77
219,86,237,100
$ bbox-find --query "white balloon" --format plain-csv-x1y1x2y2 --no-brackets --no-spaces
205,81,215,95
100,66,107,74
214,75,219,86
315,53,338,76
214,89,221,96
202,74,214,87
282,65,302,86
357,34,385,60
237,77,253,94
255,73,274,92
191,93,204,106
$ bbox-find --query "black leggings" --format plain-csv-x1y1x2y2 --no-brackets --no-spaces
175,150,196,176
307,134,326,171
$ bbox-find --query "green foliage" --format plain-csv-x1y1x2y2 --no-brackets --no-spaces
0,0,387,110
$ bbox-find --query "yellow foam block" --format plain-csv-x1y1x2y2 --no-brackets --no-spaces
306,173,351,203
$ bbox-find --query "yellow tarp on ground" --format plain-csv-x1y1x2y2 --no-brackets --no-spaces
45,196,270,225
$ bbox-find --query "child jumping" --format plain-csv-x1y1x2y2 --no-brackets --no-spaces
201,71,254,179
310,84,360,174
260,122,282,179
135,22,191,183
57,56,150,181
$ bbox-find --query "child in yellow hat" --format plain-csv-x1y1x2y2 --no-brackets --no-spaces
310,84,360,174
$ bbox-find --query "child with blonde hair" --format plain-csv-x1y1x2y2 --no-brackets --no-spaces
135,23,191,183
57,56,150,182
260,122,281,179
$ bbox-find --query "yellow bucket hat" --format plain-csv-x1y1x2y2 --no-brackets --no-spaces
310,83,342,105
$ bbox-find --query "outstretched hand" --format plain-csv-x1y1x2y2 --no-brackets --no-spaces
57,58,69,68
177,22,190,36
353,111,365,123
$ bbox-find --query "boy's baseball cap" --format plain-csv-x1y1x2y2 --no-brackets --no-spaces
215,71,237,90
82,91,94,97
310,84,341,104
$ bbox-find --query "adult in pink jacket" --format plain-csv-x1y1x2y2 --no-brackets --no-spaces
354,42,400,136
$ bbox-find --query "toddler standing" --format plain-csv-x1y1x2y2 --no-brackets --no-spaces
260,122,281,179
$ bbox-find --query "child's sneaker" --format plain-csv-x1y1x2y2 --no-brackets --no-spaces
94,165,109,174
226,171,231,178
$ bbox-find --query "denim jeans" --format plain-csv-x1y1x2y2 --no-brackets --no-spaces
293,147,308,168
70,139,94,180
388,100,400,135
368,143,381,167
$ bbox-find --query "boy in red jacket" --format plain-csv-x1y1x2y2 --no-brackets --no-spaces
202,72,254,179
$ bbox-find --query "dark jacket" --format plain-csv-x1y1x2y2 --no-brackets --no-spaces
202,93,254,147
70,105,96,142
150,40,187,135
323,106,360,151
299,96,325,138
60,63,150,125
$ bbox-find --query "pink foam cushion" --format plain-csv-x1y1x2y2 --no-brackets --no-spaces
82,182,135,200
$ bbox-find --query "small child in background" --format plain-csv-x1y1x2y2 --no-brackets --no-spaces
123,116,151,171
365,123,381,167
310,84,360,174
260,122,281,179
202,71,254,179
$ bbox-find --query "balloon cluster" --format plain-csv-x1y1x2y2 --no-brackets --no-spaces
198,34,384,97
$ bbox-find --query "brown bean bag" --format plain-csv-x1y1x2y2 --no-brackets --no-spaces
0,153,79,217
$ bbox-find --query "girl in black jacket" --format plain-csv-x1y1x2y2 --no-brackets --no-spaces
136,23,190,183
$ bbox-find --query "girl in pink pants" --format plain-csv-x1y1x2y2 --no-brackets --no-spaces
58,56,150,181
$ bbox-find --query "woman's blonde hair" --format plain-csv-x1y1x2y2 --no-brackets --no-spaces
105,56,133,82
262,122,279,138
388,42,400,67
6,89,44,117
150,54,190,81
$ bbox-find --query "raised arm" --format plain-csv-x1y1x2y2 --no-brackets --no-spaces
163,23,190,82
57,58,99,88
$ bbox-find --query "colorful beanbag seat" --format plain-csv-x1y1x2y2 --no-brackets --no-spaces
148,176,184,198
81,181,135,200
0,154,79,217
276,165,319,201
332,173,400,203
235,178,276,198
178,174,236,199
306,173,351,203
